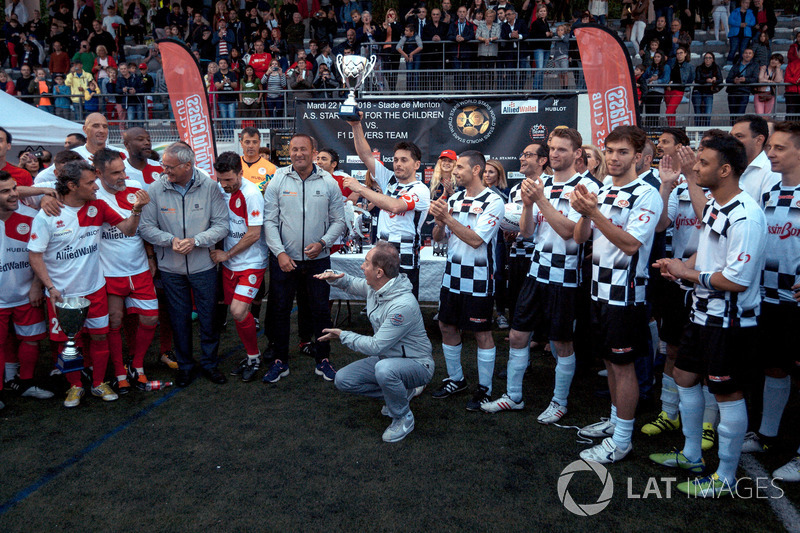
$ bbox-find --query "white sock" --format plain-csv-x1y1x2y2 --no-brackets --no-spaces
442,343,463,382
506,346,529,403
702,385,719,427
477,347,496,394
247,354,260,365
716,398,748,485
677,383,704,462
610,404,618,426
117,374,127,382
4,362,19,381
759,375,791,438
553,353,576,406
661,373,680,419
613,417,635,449
135,367,145,374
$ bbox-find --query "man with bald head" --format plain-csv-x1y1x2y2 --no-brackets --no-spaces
74,113,113,162
123,127,163,187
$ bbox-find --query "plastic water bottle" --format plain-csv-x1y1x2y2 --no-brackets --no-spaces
145,380,173,391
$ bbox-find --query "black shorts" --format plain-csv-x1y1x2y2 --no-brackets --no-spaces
659,282,693,346
511,277,576,342
675,322,757,395
438,288,494,332
590,301,649,365
759,302,800,375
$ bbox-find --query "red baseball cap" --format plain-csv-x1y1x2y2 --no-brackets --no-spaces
439,149,457,160
138,63,147,69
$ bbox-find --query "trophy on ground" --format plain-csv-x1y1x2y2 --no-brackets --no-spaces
335,54,377,121
55,296,90,373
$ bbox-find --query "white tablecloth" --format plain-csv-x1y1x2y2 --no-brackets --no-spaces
329,246,446,302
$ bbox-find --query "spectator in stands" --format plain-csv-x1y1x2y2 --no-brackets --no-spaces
751,29,771,66
339,0,361,29
441,0,456,24
643,50,670,127
72,40,95,72
712,0,730,41
378,8,402,90
267,27,290,69
423,8,449,75
102,6,126,40
92,45,117,90
583,145,607,182
448,6,475,90
53,72,72,119
30,67,53,114
678,0,697,39
214,58,238,133
166,3,187,34
313,63,340,99
664,46,693,126
588,0,608,26
784,54,800,120
52,4,73,29
726,47,759,121
528,4,552,91
197,26,215,64
653,0,674,23
285,12,306,59
727,0,755,64
0,71,16,94
397,23,423,91
476,9,501,90
500,5,527,90
262,59,287,118
15,64,34,99
467,0,486,23
789,31,800,65
754,53,784,116
228,47,244,75
751,0,776,39
552,23,570,89
226,9,245,50
48,40,70,75
18,39,42,69
239,64,262,123
316,42,333,73
213,20,235,62
126,0,148,44
83,78,101,114
104,66,126,123
640,15,669,58
6,0,29,25
117,62,144,125
333,28,360,56
65,60,93,115
89,19,116,57
297,0,322,21
289,56,313,102
634,65,648,112
641,38,660,70
692,51,723,126
347,9,362,32
204,62,218,117
668,18,691,57
248,39,272,80
311,10,334,44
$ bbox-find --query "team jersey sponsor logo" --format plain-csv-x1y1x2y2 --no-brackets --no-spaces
127,193,137,204
258,168,267,175
616,199,629,208
16,223,30,235
248,274,257,284
87,206,98,217
767,222,800,239
250,209,260,218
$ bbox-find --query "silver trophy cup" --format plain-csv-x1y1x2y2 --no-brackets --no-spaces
335,54,377,121
55,297,90,373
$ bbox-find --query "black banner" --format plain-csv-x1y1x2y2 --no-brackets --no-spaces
295,96,578,175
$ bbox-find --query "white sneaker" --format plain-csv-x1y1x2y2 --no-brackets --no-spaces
90,382,119,402
578,418,616,438
741,431,768,453
382,411,415,442
537,400,568,424
773,456,800,482
579,437,632,464
481,393,524,413
21,385,55,399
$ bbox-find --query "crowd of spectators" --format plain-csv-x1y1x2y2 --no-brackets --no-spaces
2,0,800,125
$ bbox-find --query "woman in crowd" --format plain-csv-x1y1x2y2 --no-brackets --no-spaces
262,58,287,122
429,150,456,200
788,31,800,65
755,52,784,116
92,45,117,92
467,0,487,24
712,0,731,42
0,71,16,94
229,47,244,75
583,145,607,183
483,159,510,329
664,46,694,127
692,52,723,126
205,62,219,118
785,52,800,120
643,50,670,127
528,4,553,91
751,29,771,67
476,9,501,91
377,8,401,91
240,64,262,128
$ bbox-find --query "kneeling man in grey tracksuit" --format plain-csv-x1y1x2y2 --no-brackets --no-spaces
316,241,434,443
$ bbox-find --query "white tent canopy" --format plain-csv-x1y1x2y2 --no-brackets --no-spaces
0,90,81,147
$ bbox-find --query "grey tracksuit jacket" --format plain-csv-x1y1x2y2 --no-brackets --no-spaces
330,273,434,365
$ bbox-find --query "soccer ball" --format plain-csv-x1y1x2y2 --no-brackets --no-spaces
455,106,491,137
500,202,523,232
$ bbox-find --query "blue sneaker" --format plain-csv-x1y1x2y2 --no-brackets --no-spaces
315,358,336,381
262,360,289,383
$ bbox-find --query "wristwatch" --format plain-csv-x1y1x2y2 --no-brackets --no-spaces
194,238,200,248
318,240,327,251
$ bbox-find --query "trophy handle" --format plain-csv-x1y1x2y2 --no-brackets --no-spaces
363,55,378,81
334,54,345,81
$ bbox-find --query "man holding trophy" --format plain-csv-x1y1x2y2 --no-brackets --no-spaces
28,160,150,408
339,54,431,300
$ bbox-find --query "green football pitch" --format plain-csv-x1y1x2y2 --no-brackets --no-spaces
1,305,798,531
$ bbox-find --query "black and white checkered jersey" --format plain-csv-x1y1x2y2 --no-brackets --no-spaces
590,176,663,306
528,173,599,287
760,182,800,306
442,187,504,297
374,162,431,270
507,183,535,258
691,192,766,328
667,182,710,291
